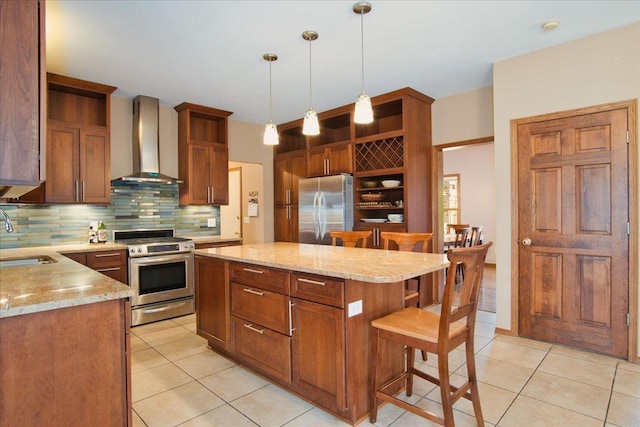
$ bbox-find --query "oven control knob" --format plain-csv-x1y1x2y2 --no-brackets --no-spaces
137,248,142,253
129,248,135,254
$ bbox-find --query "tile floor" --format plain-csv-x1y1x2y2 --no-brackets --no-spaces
131,311,640,427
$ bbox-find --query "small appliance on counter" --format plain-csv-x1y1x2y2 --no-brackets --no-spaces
114,229,195,326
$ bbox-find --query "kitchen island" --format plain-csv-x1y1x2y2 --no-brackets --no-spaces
194,242,449,424
0,245,134,426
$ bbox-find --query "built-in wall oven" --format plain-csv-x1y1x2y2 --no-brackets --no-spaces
114,229,195,326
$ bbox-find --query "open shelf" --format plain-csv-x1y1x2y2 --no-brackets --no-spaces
355,99,403,139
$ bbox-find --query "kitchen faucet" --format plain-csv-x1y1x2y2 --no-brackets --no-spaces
0,209,14,233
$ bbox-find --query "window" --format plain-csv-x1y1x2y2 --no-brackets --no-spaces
443,174,460,234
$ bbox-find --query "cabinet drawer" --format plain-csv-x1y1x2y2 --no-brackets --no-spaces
87,250,127,268
230,282,290,335
94,266,127,284
229,262,289,294
291,273,344,308
231,316,291,384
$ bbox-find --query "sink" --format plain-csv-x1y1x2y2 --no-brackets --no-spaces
0,255,57,268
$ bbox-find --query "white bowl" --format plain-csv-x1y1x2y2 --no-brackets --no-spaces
381,180,401,188
387,214,404,222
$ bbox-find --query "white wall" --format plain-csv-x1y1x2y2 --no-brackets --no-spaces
493,23,640,355
443,143,496,263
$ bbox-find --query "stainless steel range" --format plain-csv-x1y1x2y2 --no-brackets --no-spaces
114,229,195,326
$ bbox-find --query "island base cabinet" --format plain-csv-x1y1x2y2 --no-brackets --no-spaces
195,256,229,350
230,316,291,384
291,298,346,414
0,299,131,426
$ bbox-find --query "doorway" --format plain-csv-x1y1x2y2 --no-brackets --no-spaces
512,100,637,359
220,167,242,239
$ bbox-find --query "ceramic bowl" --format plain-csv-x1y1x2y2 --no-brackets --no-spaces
381,180,401,188
360,193,384,202
361,180,378,189
387,214,404,222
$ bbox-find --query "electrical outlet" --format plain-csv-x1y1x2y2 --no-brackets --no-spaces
207,218,217,227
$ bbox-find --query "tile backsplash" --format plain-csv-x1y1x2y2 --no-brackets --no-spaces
0,183,220,249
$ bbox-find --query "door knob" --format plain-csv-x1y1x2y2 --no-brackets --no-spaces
521,238,532,246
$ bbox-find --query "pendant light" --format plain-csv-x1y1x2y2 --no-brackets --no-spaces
262,53,279,145
302,30,320,136
353,2,373,124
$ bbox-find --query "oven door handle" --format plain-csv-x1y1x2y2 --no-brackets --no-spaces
130,253,192,266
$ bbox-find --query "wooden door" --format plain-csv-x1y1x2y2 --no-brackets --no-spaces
80,127,110,204
307,147,328,177
46,123,79,203
195,256,228,350
209,144,228,205
327,144,352,175
187,143,211,205
517,106,629,358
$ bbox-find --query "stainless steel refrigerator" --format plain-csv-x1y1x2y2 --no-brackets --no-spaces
298,174,354,245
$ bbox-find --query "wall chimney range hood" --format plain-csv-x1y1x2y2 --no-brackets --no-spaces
112,95,182,184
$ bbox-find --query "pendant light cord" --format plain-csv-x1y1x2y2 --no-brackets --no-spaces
269,60,273,121
308,39,313,109
360,10,365,94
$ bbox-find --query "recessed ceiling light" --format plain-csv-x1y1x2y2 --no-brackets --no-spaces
541,20,559,31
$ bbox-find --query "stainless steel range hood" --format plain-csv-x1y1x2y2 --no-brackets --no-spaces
112,95,182,184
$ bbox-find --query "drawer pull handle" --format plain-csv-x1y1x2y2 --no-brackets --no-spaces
242,288,264,296
298,278,326,287
243,268,264,274
95,253,121,258
243,324,265,334
96,267,120,272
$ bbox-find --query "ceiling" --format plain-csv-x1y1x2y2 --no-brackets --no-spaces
46,1,640,125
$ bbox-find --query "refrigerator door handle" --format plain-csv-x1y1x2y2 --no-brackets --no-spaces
312,191,320,240
318,191,326,240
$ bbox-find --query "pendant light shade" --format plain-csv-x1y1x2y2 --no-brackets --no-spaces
302,30,320,136
353,2,373,124
262,53,279,145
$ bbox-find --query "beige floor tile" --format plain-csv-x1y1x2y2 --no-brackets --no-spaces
174,349,236,379
182,322,197,333
538,352,616,389
613,367,640,398
132,409,146,427
138,325,195,347
456,354,534,393
476,310,496,324
134,381,224,427
131,334,151,352
389,397,492,426
231,384,313,427
367,393,422,427
606,391,640,427
132,320,177,336
474,320,496,339
498,395,603,427
418,348,468,374
179,404,258,427
617,360,640,373
477,339,547,369
426,374,515,425
472,335,493,353
550,344,620,367
493,334,552,352
521,371,610,420
132,363,193,402
283,407,352,426
154,334,209,362
199,365,269,402
172,313,196,325
131,347,170,374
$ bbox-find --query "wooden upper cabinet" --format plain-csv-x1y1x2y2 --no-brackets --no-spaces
0,0,46,198
175,102,232,206
307,110,353,177
307,144,352,177
43,73,116,204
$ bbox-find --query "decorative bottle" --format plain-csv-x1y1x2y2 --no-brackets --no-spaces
89,226,97,244
97,221,107,243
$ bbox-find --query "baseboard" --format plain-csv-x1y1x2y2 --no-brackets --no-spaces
494,327,514,336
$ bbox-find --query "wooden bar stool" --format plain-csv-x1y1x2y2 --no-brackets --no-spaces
370,242,493,427
470,226,484,246
329,230,372,248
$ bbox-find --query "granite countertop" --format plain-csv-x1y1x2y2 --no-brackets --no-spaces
0,244,133,318
185,235,242,244
195,242,449,283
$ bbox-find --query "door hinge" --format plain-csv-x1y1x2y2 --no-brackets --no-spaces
627,313,631,327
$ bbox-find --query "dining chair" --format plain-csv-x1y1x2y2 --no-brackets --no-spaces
446,223,470,234
369,241,493,427
329,230,372,248
470,226,484,246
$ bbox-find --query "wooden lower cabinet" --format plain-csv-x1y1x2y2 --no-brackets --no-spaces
195,256,229,350
194,240,241,250
291,298,346,413
195,257,406,424
62,249,127,283
0,299,131,426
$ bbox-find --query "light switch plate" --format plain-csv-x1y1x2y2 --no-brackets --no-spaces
348,300,363,317
207,218,217,227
